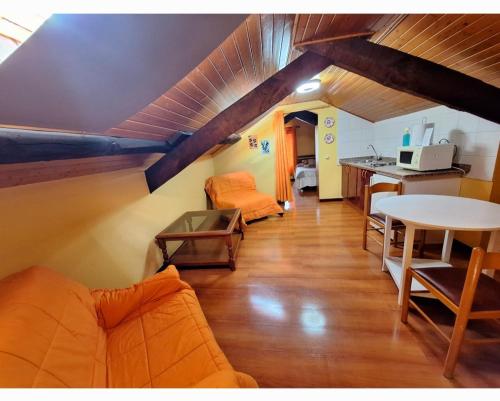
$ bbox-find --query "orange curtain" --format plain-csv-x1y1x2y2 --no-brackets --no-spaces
285,126,297,176
273,111,293,202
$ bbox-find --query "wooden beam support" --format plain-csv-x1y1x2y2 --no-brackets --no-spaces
0,128,178,164
293,31,374,48
299,38,500,124
145,51,332,192
284,110,318,126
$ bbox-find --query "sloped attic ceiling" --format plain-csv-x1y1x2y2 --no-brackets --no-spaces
0,14,246,189
109,13,500,144
0,14,498,190
0,14,246,132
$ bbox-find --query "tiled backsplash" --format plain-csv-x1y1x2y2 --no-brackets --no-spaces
337,106,500,181
337,109,375,159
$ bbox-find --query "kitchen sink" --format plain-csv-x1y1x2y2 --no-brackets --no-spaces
353,160,396,168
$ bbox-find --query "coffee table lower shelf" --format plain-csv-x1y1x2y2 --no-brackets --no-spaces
170,233,242,270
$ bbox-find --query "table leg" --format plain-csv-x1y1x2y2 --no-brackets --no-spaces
156,238,171,270
442,230,455,263
239,213,245,240
485,230,498,277
398,224,415,306
226,234,236,271
382,216,393,272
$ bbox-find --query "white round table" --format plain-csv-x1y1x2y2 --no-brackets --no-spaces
376,194,500,304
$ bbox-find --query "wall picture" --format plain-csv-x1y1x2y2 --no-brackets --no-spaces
260,139,270,154
248,135,258,150
324,116,335,128
324,133,335,144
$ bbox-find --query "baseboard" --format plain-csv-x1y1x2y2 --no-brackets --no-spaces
319,197,343,202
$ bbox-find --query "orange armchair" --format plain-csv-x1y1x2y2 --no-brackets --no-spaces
0,266,257,388
205,171,283,222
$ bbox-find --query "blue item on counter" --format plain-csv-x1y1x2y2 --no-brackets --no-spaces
402,128,411,146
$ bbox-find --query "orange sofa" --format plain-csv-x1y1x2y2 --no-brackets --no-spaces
0,266,257,388
205,171,283,222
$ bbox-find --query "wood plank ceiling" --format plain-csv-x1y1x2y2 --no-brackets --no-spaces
1,14,499,189
108,13,500,144
106,14,297,141
318,14,500,121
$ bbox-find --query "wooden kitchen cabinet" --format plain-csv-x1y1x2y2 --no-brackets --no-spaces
357,168,373,210
341,165,358,202
341,165,349,198
347,167,358,201
341,164,373,211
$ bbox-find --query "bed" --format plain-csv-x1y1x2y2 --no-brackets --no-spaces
294,156,317,190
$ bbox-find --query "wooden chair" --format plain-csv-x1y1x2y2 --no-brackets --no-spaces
363,182,404,250
362,182,425,255
401,247,500,378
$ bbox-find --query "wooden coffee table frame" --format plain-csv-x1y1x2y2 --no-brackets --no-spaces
155,208,244,271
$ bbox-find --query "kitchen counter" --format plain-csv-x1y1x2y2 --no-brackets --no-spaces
340,156,471,245
339,156,470,180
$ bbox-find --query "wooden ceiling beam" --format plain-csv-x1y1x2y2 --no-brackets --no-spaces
293,31,374,48
0,128,187,164
145,51,332,192
284,110,318,126
298,38,500,124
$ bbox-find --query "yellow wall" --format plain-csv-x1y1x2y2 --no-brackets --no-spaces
296,124,316,157
213,100,330,198
316,106,342,200
213,113,276,196
0,157,214,288
286,118,315,157
456,170,500,253
455,177,494,247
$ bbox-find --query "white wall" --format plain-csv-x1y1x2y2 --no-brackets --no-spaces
336,105,499,182
372,106,500,181
337,109,374,159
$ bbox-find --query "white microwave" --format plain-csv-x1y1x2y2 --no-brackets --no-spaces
396,144,454,171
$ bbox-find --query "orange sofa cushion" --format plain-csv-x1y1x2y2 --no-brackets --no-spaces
205,171,282,222
0,266,106,387
0,266,257,388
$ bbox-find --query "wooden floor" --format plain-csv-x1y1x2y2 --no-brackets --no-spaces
179,186,500,388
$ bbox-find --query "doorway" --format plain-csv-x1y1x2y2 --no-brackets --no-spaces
284,110,318,200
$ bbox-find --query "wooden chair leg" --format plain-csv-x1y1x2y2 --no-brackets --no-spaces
394,229,398,246
362,218,368,250
400,268,413,324
443,307,470,378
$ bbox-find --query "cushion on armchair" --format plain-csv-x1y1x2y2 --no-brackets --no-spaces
205,171,283,222
0,266,257,388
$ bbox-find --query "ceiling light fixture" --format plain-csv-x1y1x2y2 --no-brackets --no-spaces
296,78,321,94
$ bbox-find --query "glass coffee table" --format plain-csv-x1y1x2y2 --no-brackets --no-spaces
155,208,244,271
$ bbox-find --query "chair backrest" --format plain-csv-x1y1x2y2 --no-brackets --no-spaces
481,250,500,271
364,182,402,215
467,247,500,272
458,247,500,313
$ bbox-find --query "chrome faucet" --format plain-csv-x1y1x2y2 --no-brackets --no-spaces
367,144,382,160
